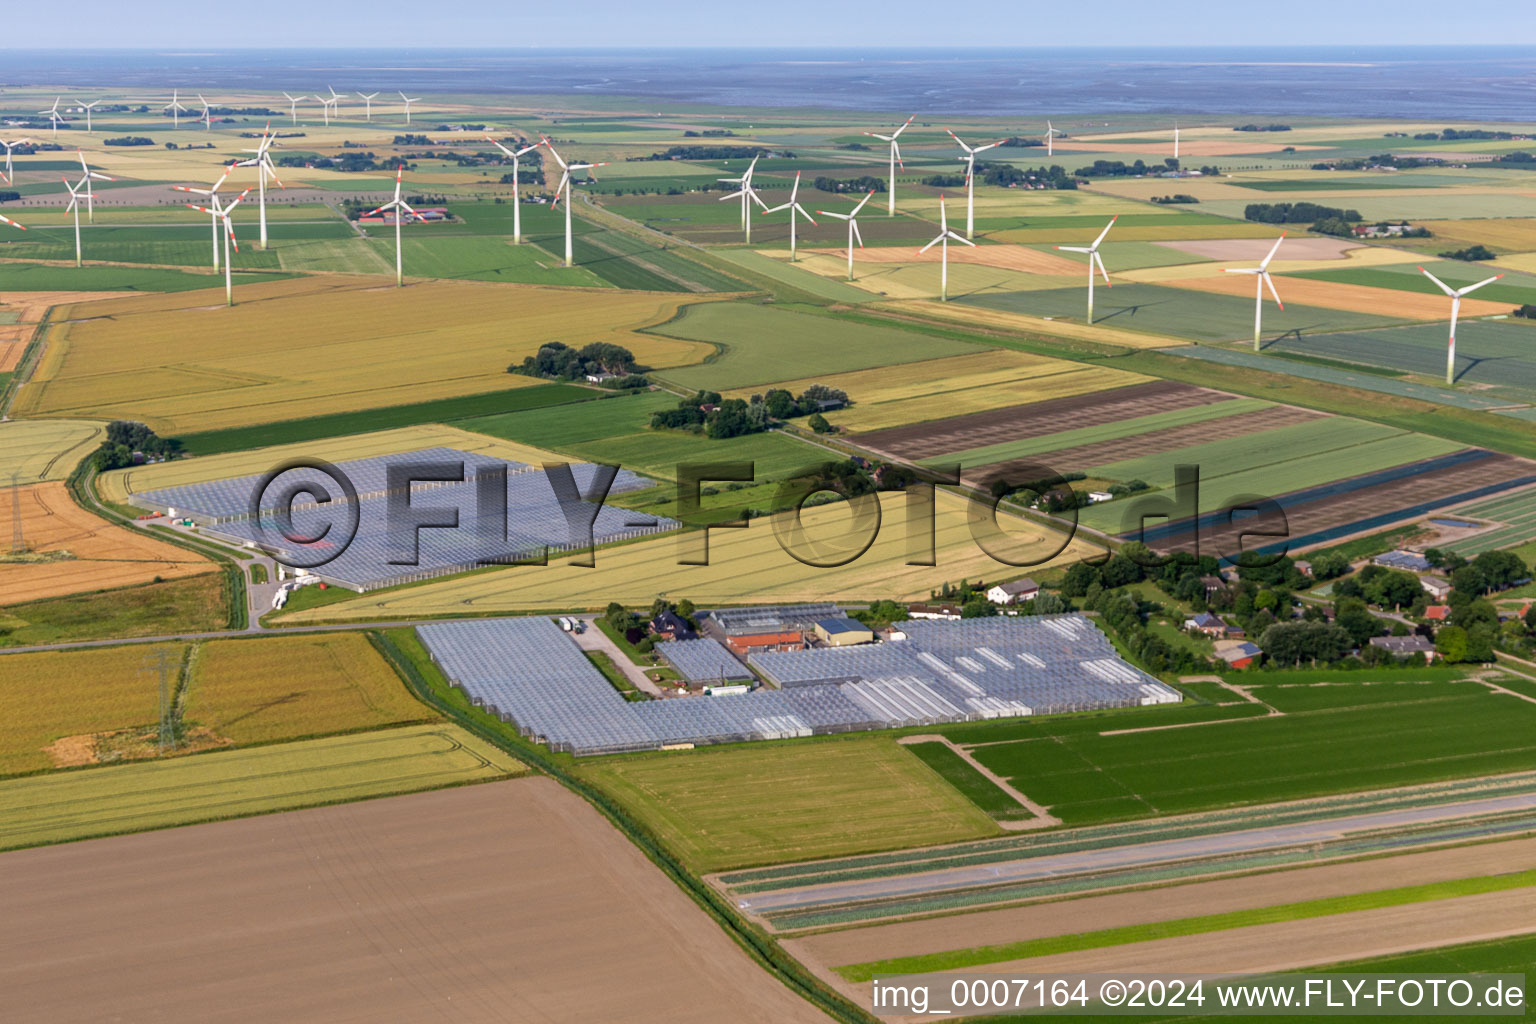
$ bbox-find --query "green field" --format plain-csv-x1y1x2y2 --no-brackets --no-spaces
173,382,597,455
711,249,875,303
1262,319,1536,397
957,282,1397,342
648,301,983,390
961,677,1536,825
903,741,1034,822
0,574,230,649
1286,263,1536,307
0,724,523,851
575,736,1000,873
0,262,292,292
1443,488,1536,556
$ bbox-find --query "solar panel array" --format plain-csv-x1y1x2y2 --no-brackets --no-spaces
704,603,844,636
419,613,1179,756
660,639,755,683
179,456,671,591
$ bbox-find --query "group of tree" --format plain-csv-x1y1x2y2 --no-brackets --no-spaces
1244,201,1362,225
1425,548,1530,596
760,383,849,421
1151,194,1199,204
1439,244,1497,262
509,342,639,382
638,145,782,162
1314,154,1443,171
0,190,20,203
103,136,154,147
1332,564,1424,611
650,384,849,439
814,175,885,194
90,421,181,472
1419,128,1519,141
278,151,393,173
1234,124,1292,132
1487,152,1536,168
1073,158,1180,179
340,194,445,220
683,129,734,138
1512,304,1536,320
603,599,696,652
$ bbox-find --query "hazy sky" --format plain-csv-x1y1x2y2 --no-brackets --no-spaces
1,0,1527,48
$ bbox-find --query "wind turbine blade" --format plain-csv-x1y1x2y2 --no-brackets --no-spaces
1055,245,1092,253
1418,265,1456,297
949,231,975,247
1094,251,1111,287
891,115,914,137
1264,272,1284,310
1459,273,1505,297
851,189,875,216
1260,231,1287,269
0,213,27,230
1092,215,1118,250
852,220,864,248
947,130,973,154
892,139,904,169
795,204,816,225
1223,267,1261,274
818,211,849,220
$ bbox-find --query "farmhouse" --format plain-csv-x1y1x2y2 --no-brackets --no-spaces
1184,611,1236,638
649,610,696,641
1199,575,1228,599
1419,575,1453,600
986,578,1039,605
1214,639,1262,669
1369,635,1439,660
1424,604,1451,621
701,603,840,654
814,617,875,647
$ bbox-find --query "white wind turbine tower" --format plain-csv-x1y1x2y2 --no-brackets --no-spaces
363,165,427,287
174,163,237,269
1045,120,1064,157
61,177,87,267
542,137,607,268
1173,122,1180,162
73,150,114,223
1420,265,1505,385
315,93,336,126
0,138,33,186
863,115,913,216
817,189,876,282
357,92,378,121
761,171,816,262
1055,215,1117,323
238,124,284,250
484,133,540,243
399,92,421,124
282,92,303,125
947,130,1004,240
38,98,63,138
164,90,188,128
1223,233,1288,351
183,187,252,306
918,195,975,302
717,153,769,243
196,93,213,130
80,101,100,133
326,86,343,118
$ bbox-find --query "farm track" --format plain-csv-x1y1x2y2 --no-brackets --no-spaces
856,379,1227,461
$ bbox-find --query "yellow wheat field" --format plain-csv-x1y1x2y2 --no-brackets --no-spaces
99,423,569,506
1420,219,1536,252
0,419,106,485
275,489,1101,622
721,350,1148,432
16,276,716,433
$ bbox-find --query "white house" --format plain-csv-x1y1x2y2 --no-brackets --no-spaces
987,578,1039,605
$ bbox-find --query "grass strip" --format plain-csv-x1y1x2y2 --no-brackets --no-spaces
835,868,1536,981
905,742,1033,821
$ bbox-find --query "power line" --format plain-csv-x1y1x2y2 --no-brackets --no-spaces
140,649,180,753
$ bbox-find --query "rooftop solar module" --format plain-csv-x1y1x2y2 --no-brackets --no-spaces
418,613,1179,756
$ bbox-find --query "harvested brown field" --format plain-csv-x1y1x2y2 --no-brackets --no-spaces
807,244,1085,276
859,380,1232,462
1164,272,1509,319
965,404,1324,486
0,481,212,603
789,835,1536,968
1154,238,1363,261
1150,449,1536,553
0,291,133,372
1054,139,1324,157
0,778,832,1024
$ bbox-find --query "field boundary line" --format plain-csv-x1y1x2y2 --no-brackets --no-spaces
899,734,1061,830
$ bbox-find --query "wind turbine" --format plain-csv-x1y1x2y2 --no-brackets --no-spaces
817,189,875,282
717,153,768,243
183,187,252,306
0,138,33,186
1420,265,1505,385
863,115,913,216
164,90,188,128
196,93,212,130
1223,233,1287,351
237,124,284,250
1045,120,1064,157
761,170,816,262
918,195,974,302
38,98,63,138
282,91,303,125
948,130,1004,240
484,133,540,243
315,94,336,126
542,137,607,268
399,92,421,124
363,165,426,288
1173,122,1180,162
1055,215,1117,323
357,92,378,121
0,212,26,233
73,151,114,223
326,86,343,118
80,101,99,133
174,163,237,269
61,177,86,267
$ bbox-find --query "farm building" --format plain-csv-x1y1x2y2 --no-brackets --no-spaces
908,602,962,620
1419,575,1453,599
1375,550,1431,572
420,614,1179,755
1369,635,1439,660
1184,612,1234,638
1425,604,1451,621
702,603,839,653
814,617,874,647
986,578,1039,605
649,610,696,641
659,638,754,685
1214,639,1262,669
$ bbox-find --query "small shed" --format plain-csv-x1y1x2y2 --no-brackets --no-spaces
814,617,874,647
